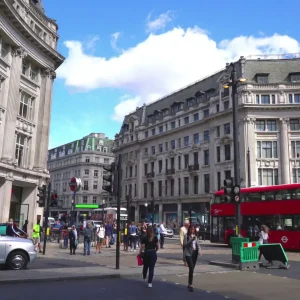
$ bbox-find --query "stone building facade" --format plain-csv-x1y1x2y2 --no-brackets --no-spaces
0,0,64,230
114,55,300,227
47,133,114,221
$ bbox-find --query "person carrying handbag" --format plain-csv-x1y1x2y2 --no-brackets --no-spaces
183,225,202,292
69,225,78,255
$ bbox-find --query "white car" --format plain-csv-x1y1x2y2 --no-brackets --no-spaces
0,234,37,270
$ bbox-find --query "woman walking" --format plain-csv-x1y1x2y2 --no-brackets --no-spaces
69,225,78,255
139,225,159,288
258,224,269,260
183,225,202,292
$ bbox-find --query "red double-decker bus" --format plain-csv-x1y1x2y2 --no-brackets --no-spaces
210,183,300,251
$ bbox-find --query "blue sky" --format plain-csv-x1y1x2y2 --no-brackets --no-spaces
44,0,300,149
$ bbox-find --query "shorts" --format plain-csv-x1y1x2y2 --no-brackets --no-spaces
97,237,104,243
33,237,40,244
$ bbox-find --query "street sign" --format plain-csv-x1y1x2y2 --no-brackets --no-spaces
75,204,99,209
69,177,82,192
235,196,240,202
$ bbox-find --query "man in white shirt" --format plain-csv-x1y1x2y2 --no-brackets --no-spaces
159,222,167,249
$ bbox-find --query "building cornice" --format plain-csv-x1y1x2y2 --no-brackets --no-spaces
0,0,64,68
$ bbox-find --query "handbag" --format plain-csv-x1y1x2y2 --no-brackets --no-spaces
75,239,79,246
136,254,143,266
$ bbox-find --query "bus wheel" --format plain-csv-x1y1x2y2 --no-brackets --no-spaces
227,236,233,248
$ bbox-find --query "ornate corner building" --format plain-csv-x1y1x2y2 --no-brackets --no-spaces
114,55,300,227
0,0,64,228
47,133,114,222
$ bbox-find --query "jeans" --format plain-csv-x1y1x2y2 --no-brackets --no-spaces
160,234,165,248
64,237,68,248
143,250,157,284
130,235,136,250
185,251,198,286
84,239,91,255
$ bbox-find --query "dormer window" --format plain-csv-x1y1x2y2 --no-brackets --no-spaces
147,115,155,123
290,72,300,83
256,74,269,84
186,97,196,107
171,101,184,113
162,108,169,117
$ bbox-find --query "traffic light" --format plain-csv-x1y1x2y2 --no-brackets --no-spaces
224,178,234,202
50,192,58,207
102,162,116,195
37,185,47,207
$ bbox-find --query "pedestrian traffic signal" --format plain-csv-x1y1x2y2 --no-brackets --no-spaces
37,185,47,207
102,162,116,195
50,193,58,207
224,178,234,202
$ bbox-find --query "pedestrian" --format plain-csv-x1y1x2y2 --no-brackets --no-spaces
22,220,28,234
129,222,138,252
62,225,69,249
105,221,113,248
258,224,269,260
83,222,93,256
96,222,105,253
159,221,167,249
180,220,190,266
140,225,159,288
183,225,202,292
32,220,43,253
69,225,78,255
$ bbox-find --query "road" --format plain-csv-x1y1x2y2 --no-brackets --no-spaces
0,278,229,300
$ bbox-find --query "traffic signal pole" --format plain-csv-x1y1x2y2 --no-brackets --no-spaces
43,182,51,255
116,154,122,270
231,64,242,237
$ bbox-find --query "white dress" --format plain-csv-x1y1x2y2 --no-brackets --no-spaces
258,231,268,245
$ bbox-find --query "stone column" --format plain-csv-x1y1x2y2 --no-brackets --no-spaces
280,118,290,184
246,118,257,186
134,204,139,222
33,70,56,171
177,202,182,226
0,176,13,222
159,203,163,223
1,47,26,162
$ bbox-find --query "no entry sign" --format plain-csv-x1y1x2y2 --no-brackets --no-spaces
69,177,82,192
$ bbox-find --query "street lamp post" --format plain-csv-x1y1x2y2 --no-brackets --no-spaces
102,199,105,222
224,63,246,237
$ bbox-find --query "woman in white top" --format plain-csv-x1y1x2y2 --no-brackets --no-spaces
96,223,105,253
258,224,269,260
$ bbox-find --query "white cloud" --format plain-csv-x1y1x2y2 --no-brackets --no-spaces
111,32,121,51
146,10,174,33
84,35,99,52
57,28,300,122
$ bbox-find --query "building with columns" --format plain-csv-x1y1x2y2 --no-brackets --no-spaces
47,133,114,222
0,0,64,230
113,54,300,227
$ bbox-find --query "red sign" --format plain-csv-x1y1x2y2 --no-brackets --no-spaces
70,177,77,192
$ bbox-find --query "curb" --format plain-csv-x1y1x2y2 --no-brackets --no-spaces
209,261,239,269
0,273,121,285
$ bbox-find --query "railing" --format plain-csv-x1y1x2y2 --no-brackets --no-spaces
188,164,199,172
166,168,175,175
146,172,155,178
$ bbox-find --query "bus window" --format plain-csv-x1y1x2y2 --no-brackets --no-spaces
291,189,300,199
294,215,300,230
247,193,262,202
265,192,275,201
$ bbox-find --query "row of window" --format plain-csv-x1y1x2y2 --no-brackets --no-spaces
125,174,211,199
255,93,300,105
49,156,111,170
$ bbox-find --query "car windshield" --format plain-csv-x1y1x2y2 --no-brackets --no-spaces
93,221,101,226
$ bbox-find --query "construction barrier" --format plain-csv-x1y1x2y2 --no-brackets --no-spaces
240,242,260,271
259,243,290,269
231,237,249,263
